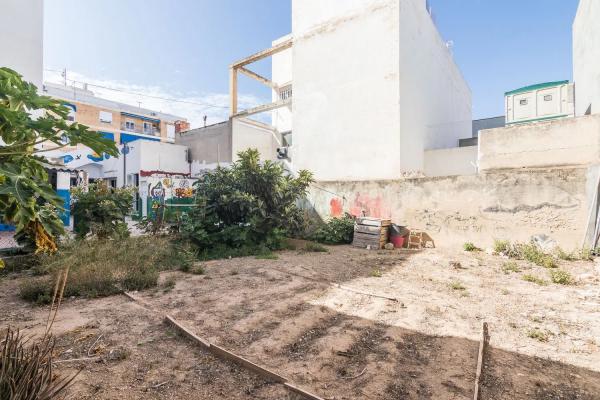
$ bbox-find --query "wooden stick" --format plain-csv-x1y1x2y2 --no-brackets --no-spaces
473,322,490,400
284,383,325,400
209,344,287,383
164,315,210,349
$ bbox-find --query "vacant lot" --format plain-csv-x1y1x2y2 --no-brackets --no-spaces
1,244,600,399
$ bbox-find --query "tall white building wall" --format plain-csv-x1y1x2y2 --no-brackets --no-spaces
398,0,472,171
288,0,471,181
0,0,44,88
292,0,402,181
573,0,600,116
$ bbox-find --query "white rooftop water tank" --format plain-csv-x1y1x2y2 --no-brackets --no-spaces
505,81,575,125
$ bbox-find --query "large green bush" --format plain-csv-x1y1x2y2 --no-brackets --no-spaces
180,149,313,255
71,183,135,239
311,214,355,244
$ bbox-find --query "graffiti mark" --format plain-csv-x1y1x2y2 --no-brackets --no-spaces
150,181,165,200
349,193,391,219
175,188,193,198
330,198,343,217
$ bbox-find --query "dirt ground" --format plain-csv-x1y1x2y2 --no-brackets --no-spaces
2,244,600,399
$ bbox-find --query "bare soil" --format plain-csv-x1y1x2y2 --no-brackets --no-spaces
1,243,600,399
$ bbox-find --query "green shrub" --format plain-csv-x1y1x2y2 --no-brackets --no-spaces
517,242,557,268
303,243,328,253
463,242,479,252
72,183,135,239
190,265,205,275
522,274,548,286
180,149,313,256
527,328,550,342
493,239,511,254
549,269,574,285
501,261,521,274
311,214,355,244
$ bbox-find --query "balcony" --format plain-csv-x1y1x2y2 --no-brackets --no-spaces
120,123,160,136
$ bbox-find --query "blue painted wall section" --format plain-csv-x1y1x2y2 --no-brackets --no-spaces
56,189,71,226
120,132,160,144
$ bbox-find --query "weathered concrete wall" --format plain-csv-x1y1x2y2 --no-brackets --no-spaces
231,118,280,162
424,146,477,177
0,0,43,88
176,121,232,164
308,167,592,249
573,0,600,116
479,115,600,171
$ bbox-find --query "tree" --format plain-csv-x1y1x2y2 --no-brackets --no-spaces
0,67,118,254
181,149,313,251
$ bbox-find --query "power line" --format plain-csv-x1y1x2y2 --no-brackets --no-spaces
43,68,229,110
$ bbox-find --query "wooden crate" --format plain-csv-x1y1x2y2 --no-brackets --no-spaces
352,218,391,249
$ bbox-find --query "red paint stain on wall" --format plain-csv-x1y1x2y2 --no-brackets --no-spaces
349,193,391,219
330,198,343,217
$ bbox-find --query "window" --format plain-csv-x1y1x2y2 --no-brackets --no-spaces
125,121,135,131
99,111,113,123
167,124,175,140
543,95,553,102
519,99,528,106
279,85,293,101
143,122,153,134
65,104,76,121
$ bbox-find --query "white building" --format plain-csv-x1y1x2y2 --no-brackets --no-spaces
573,0,600,116
230,0,472,181
0,0,44,88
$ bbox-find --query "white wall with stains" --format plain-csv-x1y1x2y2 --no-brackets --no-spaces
573,0,600,116
287,0,471,181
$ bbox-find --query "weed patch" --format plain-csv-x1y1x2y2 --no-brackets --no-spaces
19,236,183,304
370,268,383,278
522,274,548,286
463,242,480,252
501,261,521,274
549,269,574,285
527,328,550,342
311,214,355,244
255,252,279,260
303,243,329,253
449,281,467,291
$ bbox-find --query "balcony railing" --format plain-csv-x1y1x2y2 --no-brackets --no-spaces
120,123,160,136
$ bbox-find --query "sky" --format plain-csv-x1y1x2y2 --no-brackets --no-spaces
44,0,580,126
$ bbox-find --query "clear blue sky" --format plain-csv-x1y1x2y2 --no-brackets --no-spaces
45,0,580,121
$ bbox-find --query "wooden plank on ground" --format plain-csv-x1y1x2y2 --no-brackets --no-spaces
209,344,287,383
473,322,490,400
164,315,210,349
284,383,325,400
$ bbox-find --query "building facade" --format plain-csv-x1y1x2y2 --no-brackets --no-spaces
229,0,472,181
0,0,44,88
573,0,600,116
43,82,189,146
